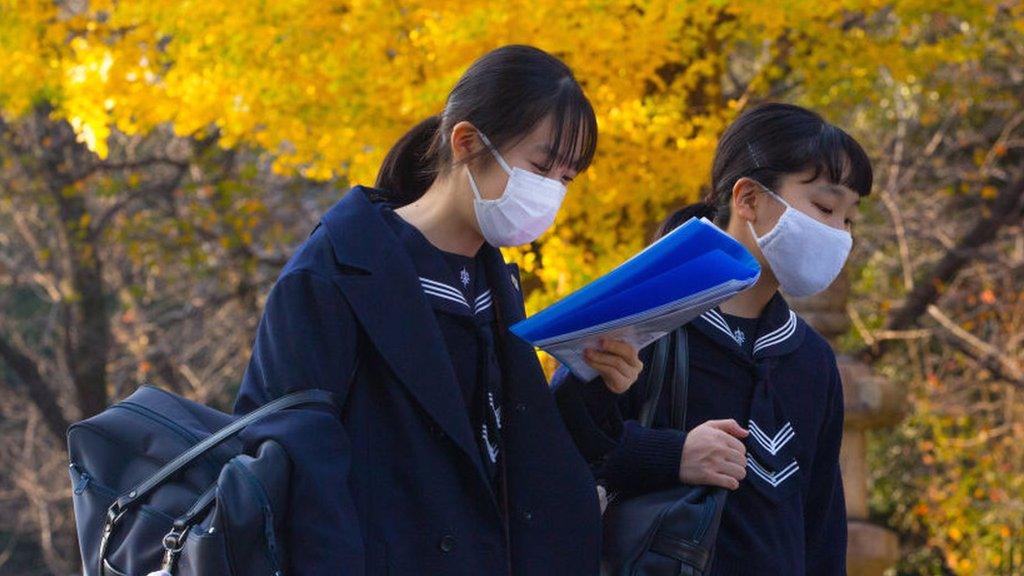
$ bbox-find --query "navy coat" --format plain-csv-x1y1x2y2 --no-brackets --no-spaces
233,186,601,576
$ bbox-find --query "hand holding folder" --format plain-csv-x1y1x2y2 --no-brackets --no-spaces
510,217,761,381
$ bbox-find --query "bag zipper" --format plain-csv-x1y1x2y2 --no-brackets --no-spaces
69,462,177,524
114,401,225,477
230,459,284,576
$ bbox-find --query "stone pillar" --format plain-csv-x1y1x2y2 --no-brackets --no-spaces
788,269,902,576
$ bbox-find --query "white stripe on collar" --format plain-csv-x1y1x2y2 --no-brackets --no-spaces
700,309,742,345
752,310,797,354
474,291,493,314
422,286,469,308
420,277,494,316
420,277,468,302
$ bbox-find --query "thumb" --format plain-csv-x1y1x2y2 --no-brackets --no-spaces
710,419,749,438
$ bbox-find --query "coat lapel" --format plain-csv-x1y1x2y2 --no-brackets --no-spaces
480,247,548,398
320,187,493,491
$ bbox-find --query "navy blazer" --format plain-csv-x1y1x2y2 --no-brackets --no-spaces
234,186,601,576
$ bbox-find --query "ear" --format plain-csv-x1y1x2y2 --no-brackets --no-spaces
449,121,481,164
731,177,762,224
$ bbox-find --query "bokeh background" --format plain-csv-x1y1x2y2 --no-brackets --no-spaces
1,1,1022,574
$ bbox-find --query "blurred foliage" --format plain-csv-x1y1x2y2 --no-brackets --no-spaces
1,1,1023,574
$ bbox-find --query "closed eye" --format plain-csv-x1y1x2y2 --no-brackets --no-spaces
813,202,834,215
532,162,574,184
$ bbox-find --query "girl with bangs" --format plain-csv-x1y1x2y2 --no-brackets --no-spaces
555,103,874,575
233,45,642,575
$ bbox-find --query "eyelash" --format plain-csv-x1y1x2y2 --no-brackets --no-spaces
532,162,574,183
814,203,853,227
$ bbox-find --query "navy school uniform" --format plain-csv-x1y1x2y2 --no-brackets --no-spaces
233,186,601,576
553,294,847,575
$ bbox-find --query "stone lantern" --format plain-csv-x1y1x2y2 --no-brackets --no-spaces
788,268,902,576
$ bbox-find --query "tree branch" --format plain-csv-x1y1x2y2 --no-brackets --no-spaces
861,175,1024,363
0,332,70,442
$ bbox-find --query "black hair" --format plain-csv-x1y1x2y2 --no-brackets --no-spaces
655,102,873,240
375,45,598,205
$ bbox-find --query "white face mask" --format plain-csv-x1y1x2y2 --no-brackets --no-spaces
747,186,853,297
466,132,568,247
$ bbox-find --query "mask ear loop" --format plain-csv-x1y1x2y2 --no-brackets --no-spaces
747,181,789,241
476,131,514,176
467,130,513,203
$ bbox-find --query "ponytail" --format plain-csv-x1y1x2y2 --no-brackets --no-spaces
652,201,719,242
375,115,442,206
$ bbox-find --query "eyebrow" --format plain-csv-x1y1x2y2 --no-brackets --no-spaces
814,184,862,208
534,144,580,173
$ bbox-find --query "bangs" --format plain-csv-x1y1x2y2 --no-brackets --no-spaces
806,124,874,196
539,79,599,174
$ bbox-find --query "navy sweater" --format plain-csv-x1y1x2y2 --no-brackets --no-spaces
554,293,847,575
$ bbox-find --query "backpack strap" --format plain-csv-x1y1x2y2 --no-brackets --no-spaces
638,332,671,428
669,327,690,430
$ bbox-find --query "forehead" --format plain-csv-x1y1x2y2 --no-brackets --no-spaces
783,169,861,204
510,116,587,169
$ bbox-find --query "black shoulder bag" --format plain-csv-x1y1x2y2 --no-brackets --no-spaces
601,327,727,576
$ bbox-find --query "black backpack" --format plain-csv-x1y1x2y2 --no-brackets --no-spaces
601,327,727,576
67,385,339,576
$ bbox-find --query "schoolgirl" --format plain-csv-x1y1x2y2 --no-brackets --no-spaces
233,45,642,575
555,103,873,575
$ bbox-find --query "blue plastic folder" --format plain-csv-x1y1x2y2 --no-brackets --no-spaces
510,217,761,381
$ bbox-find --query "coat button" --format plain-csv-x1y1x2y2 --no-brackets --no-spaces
439,534,456,553
515,403,527,413
521,510,533,522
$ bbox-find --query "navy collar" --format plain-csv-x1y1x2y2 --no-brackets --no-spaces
692,292,805,361
316,186,531,506
379,205,494,320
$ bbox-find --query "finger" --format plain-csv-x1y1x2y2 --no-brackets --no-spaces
599,339,642,368
586,349,632,374
585,358,630,390
709,473,741,491
723,448,747,469
708,419,749,438
718,433,747,456
720,461,747,482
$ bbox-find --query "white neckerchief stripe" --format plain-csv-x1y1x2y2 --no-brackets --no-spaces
475,290,492,304
420,277,468,301
746,458,800,487
752,311,797,354
481,421,499,463
749,421,795,449
748,421,795,456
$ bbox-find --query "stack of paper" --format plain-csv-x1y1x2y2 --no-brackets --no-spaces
510,217,761,381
